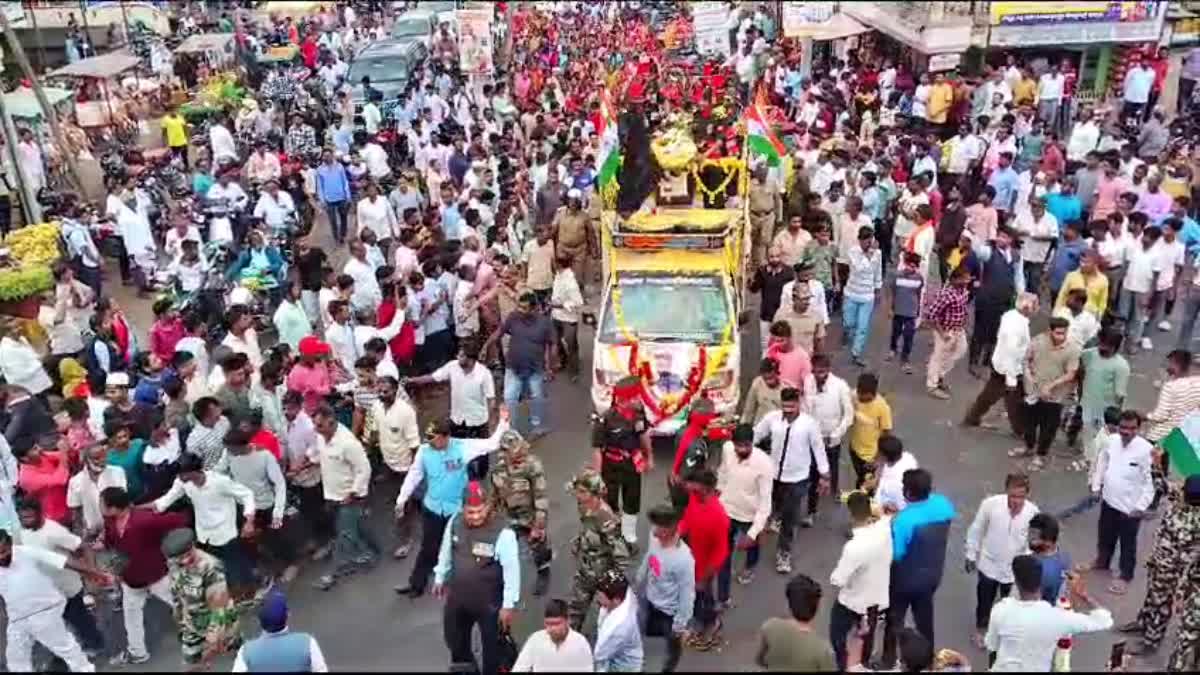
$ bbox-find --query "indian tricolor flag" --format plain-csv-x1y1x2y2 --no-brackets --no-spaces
1161,412,1200,477
596,87,621,192
745,101,785,167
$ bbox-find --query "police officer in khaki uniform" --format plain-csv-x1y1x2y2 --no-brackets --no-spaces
553,189,591,298
748,167,781,270
591,376,652,550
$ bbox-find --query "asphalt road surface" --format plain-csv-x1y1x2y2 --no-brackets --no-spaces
91,208,1178,673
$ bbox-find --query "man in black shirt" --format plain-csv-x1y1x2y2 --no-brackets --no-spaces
483,292,557,440
591,376,652,552
295,239,327,328
749,247,792,355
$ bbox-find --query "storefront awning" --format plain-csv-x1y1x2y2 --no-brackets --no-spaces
784,13,870,42
840,4,971,54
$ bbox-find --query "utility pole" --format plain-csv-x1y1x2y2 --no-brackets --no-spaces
26,1,44,73
0,12,84,195
0,92,41,224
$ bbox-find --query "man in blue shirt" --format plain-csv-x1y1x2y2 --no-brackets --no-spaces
1168,197,1200,257
394,412,510,600
315,149,351,244
434,480,521,675
1045,179,1083,227
987,151,1021,221
881,468,956,669
1047,221,1088,300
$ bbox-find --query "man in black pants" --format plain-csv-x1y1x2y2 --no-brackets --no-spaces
967,227,1020,377
879,469,956,669
435,481,520,675
636,504,694,673
591,376,652,552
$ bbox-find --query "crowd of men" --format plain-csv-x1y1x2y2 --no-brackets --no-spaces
0,0,1198,673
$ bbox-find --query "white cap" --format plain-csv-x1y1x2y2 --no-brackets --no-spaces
106,372,130,387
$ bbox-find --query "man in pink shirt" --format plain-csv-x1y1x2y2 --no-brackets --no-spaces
148,299,186,364
1135,174,1173,224
1092,159,1128,222
765,320,811,392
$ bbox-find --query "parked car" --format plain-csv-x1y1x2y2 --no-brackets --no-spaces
390,9,435,45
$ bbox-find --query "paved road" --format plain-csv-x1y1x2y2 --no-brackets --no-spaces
92,207,1179,672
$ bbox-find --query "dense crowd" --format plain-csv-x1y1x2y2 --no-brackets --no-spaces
0,1,1198,673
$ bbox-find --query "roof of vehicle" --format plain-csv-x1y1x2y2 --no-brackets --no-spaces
617,208,741,234
612,249,727,274
354,39,426,60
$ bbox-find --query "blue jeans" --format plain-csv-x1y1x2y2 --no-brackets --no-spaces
717,518,759,603
843,297,874,358
1177,291,1200,350
504,368,547,432
325,201,350,243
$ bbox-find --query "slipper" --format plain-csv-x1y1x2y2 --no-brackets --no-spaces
1108,580,1128,595
1028,457,1046,472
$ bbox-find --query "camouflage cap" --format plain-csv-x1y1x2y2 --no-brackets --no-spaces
568,468,605,496
499,429,526,451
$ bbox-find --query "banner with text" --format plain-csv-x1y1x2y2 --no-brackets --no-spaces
691,2,731,57
458,9,494,75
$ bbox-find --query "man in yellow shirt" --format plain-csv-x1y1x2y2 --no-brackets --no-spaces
1012,70,1037,107
848,372,893,490
1054,249,1108,316
927,73,956,129
161,105,190,169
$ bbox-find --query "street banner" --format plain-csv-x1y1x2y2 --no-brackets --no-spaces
457,9,494,75
691,2,730,57
782,2,836,38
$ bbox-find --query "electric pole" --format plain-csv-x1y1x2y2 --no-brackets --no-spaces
0,12,84,195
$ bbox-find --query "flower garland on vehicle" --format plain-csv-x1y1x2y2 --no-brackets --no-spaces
601,225,738,425
691,157,744,204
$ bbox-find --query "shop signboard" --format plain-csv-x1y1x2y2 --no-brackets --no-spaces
990,1,1164,26
691,2,731,57
457,9,494,75
929,53,962,72
782,2,836,37
990,1,1167,46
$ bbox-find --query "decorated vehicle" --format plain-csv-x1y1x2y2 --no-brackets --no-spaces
591,208,748,435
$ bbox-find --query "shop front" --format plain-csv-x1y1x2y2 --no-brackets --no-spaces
838,3,973,74
986,1,1169,109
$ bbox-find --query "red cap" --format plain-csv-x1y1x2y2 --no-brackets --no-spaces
464,481,486,507
298,335,331,357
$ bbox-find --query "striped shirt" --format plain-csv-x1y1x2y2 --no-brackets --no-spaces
1145,375,1200,442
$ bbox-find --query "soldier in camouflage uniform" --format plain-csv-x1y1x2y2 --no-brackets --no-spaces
1123,472,1200,657
1168,554,1200,672
489,429,553,596
567,469,632,632
161,529,242,668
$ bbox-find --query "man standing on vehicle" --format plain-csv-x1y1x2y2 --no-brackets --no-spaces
592,376,653,552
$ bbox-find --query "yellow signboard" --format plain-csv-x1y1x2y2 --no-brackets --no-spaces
990,1,1163,26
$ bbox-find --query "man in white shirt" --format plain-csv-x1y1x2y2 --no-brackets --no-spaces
985,554,1113,671
66,443,127,540
872,435,919,513
343,241,383,313
1036,65,1065,129
362,98,382,135
512,599,594,672
1122,58,1156,123
752,387,830,574
964,472,1039,648
311,403,376,591
0,528,112,672
716,424,773,603
18,499,106,654
208,116,238,167
368,376,419,558
1014,197,1059,296
361,139,391,181
1089,410,1155,595
407,343,495,438
829,491,892,670
253,180,297,231
802,354,854,522
244,143,282,185
153,453,256,595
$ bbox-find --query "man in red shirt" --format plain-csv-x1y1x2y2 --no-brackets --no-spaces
678,468,730,651
16,433,70,525
102,486,190,666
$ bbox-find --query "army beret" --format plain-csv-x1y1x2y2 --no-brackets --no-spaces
161,528,196,558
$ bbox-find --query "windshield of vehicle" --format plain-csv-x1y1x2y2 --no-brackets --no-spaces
599,274,730,344
347,57,410,84
391,16,431,38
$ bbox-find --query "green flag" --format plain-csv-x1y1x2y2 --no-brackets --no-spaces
1160,413,1200,478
